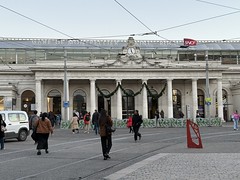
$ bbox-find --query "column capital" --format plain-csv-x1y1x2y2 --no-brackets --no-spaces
116,79,122,85
89,78,96,82
35,79,42,82
191,78,198,81
142,79,148,84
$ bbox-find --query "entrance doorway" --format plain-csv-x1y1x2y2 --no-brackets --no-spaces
148,89,158,119
47,89,61,114
73,89,86,118
21,90,35,114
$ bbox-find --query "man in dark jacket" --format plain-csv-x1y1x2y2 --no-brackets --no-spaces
132,110,142,142
92,110,99,135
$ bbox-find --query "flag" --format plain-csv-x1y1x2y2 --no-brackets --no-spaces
184,38,197,46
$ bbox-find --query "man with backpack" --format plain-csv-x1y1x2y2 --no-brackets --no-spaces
29,110,39,131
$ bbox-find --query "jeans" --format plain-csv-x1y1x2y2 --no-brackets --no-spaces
233,119,238,130
94,123,99,135
0,137,4,149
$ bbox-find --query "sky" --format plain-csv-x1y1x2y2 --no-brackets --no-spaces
0,0,240,41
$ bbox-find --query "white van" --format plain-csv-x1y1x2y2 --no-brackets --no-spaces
0,111,30,141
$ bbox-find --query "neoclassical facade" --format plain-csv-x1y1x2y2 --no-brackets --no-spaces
0,37,240,121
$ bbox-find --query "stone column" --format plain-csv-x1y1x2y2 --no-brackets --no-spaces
90,79,96,115
116,79,122,119
35,79,42,114
167,79,173,118
192,78,198,122
217,78,224,121
142,79,148,119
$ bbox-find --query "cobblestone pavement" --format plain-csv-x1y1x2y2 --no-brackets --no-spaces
105,153,240,180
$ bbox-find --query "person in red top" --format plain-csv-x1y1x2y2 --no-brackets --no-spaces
34,112,53,155
84,112,91,133
127,115,133,133
232,110,240,130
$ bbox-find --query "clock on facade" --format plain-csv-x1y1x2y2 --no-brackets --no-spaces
127,47,136,54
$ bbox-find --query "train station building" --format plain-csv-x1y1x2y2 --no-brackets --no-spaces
0,37,240,121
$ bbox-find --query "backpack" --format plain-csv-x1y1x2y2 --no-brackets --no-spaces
85,115,90,121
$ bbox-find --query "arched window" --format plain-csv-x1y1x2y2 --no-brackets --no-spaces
122,89,135,119
172,89,182,118
148,89,158,119
21,90,35,114
47,89,61,114
73,89,86,116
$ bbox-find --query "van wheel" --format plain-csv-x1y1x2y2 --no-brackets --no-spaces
18,130,28,141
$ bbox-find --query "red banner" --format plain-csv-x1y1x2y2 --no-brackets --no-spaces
184,38,197,46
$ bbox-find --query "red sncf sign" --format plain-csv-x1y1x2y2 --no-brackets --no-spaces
184,38,197,46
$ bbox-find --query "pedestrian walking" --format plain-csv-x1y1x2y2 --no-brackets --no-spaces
132,110,143,142
34,112,53,155
126,115,133,133
70,113,79,134
92,110,100,135
0,114,6,150
160,109,164,119
232,110,240,130
29,110,39,130
99,109,113,160
84,112,91,133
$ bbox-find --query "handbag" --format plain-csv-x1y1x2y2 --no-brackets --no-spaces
1,125,7,132
31,121,39,141
106,125,116,134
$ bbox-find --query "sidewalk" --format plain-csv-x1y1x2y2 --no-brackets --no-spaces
105,153,240,180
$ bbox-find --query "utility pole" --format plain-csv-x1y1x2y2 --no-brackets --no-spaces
63,49,68,121
205,50,211,119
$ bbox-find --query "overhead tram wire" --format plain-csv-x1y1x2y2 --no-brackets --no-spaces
113,0,167,40
0,2,239,69
0,4,111,52
196,0,240,11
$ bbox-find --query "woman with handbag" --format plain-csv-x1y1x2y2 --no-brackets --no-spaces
34,112,53,155
0,114,6,150
99,109,113,160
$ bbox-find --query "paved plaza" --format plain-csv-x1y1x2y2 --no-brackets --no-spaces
1,122,240,180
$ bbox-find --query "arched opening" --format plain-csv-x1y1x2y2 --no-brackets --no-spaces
122,89,135,119
47,89,61,114
21,90,35,114
148,89,158,119
197,89,205,118
172,89,182,118
73,89,86,118
98,89,111,116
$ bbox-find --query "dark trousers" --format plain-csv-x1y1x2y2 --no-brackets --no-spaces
37,133,49,150
133,125,141,141
0,137,4,149
101,135,112,157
